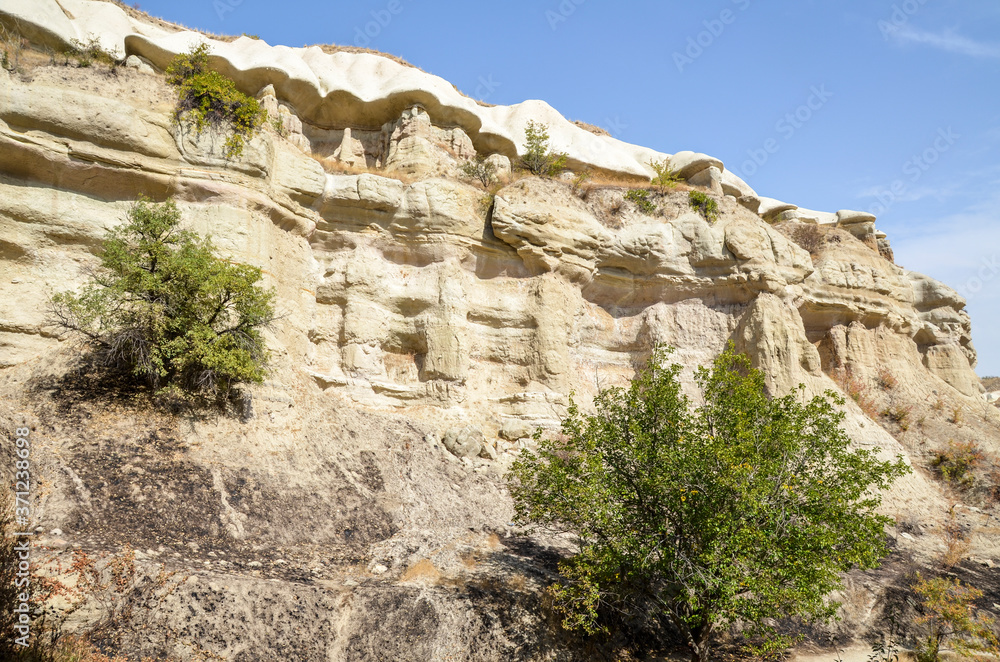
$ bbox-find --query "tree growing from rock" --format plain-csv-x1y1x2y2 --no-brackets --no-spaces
166,43,266,159
508,344,910,662
518,120,568,177
459,154,498,188
50,198,275,403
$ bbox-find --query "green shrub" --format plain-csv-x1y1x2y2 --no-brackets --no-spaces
50,198,275,404
460,154,498,188
912,574,999,661
508,343,909,662
624,188,656,214
689,190,719,222
648,158,680,188
518,120,568,177
165,44,266,159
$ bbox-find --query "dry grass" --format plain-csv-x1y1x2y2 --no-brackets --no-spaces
309,154,419,185
831,367,880,420
882,404,912,432
939,509,971,569
781,222,829,256
982,376,1000,392
307,43,423,72
90,0,237,41
399,558,441,584
572,120,610,137
876,367,899,391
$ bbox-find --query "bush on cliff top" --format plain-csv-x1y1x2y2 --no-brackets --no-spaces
166,43,266,159
50,198,275,404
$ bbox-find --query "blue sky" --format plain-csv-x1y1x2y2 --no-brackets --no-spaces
134,0,1000,376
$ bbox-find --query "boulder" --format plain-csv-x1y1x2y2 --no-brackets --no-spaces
668,150,724,179
441,427,484,459
757,197,797,222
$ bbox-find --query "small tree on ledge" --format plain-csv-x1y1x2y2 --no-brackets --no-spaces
518,120,568,177
508,343,911,662
50,198,276,405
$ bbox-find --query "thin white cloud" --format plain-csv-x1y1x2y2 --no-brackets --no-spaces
857,183,960,204
888,191,1000,375
888,25,1000,58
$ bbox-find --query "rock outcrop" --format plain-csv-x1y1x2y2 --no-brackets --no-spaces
0,2,998,661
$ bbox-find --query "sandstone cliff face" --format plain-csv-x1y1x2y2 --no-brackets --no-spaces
1,2,999,660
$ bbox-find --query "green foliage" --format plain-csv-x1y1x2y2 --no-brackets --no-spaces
689,190,719,222
50,198,275,402
518,120,568,177
912,574,999,661
508,343,910,662
932,440,985,490
624,188,656,214
460,154,498,188
165,44,266,159
648,158,680,188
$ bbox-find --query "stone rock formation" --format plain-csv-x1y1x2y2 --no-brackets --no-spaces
0,1,998,660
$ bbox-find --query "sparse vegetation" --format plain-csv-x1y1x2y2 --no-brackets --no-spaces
938,510,971,569
572,119,609,136
68,36,120,68
832,367,881,420
688,190,719,222
49,197,275,405
912,574,999,661
623,188,656,214
518,120,568,177
932,440,984,490
460,154,498,188
882,404,912,431
876,368,899,391
166,43,266,159
571,170,591,196
648,158,680,188
0,25,25,73
950,405,964,425
508,343,909,662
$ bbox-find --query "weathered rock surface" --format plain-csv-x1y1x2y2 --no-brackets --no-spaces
0,3,998,661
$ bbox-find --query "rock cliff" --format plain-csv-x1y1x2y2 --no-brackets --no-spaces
1,2,999,660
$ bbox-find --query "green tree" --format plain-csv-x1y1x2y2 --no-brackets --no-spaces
459,154,498,188
648,158,680,188
166,43,266,159
912,574,999,662
508,344,910,662
50,198,275,402
519,120,568,177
